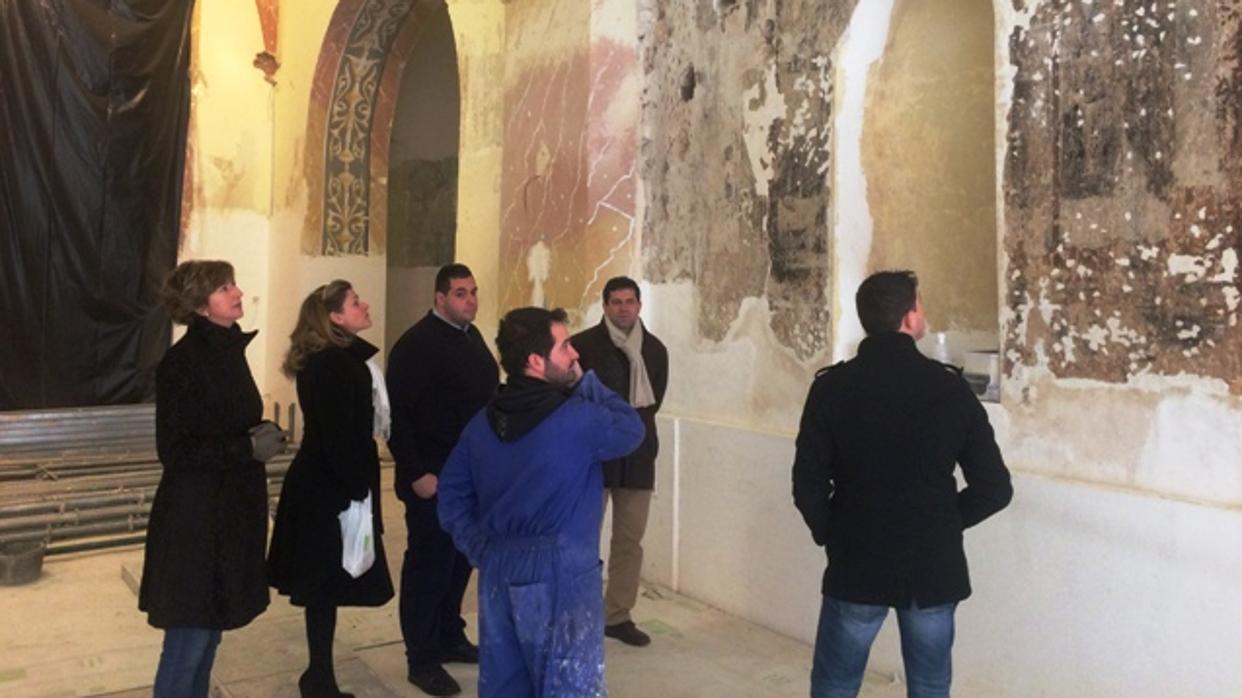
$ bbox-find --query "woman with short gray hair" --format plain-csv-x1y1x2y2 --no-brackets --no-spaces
139,260,287,697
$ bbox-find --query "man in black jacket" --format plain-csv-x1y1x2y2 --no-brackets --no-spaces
571,276,668,647
792,270,1012,698
387,264,499,696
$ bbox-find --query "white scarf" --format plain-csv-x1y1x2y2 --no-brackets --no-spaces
605,317,656,408
365,357,391,440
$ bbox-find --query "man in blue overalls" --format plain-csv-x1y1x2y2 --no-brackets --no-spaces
438,306,644,697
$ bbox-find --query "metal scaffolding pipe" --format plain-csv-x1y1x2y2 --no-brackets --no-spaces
0,490,155,517
0,503,154,532
0,515,151,546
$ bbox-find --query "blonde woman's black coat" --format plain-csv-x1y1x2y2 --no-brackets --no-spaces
139,317,270,630
267,338,394,607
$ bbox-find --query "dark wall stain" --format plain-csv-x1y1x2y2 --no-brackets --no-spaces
680,64,696,101
1003,0,1242,393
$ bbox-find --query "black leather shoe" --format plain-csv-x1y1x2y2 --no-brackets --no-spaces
604,620,651,647
439,639,480,664
298,669,355,698
407,664,462,696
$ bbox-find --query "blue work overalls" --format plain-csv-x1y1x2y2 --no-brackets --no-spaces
477,536,604,697
437,371,645,698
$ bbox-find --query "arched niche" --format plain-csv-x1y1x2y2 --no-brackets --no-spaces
383,3,460,351
861,0,999,368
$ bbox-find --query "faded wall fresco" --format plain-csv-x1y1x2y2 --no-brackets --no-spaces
639,1,857,361
1003,0,1242,393
303,0,457,256
388,159,457,266
496,0,638,316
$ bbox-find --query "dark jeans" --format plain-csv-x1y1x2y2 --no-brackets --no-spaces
811,596,956,698
401,493,473,668
153,627,222,698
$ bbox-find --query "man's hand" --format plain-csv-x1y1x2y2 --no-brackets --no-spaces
412,473,438,499
572,369,607,402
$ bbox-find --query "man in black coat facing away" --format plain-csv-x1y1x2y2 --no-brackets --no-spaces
792,270,1012,698
387,263,499,696
571,276,668,647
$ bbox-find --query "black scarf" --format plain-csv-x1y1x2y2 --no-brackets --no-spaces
486,375,571,442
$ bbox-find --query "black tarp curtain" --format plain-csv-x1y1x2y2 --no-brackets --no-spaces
0,0,194,409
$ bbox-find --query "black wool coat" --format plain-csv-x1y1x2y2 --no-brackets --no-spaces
386,311,498,502
139,316,270,630
267,338,394,608
571,320,668,490
792,332,1013,608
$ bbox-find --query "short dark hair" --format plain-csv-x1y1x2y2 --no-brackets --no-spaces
856,270,919,335
602,276,641,304
435,263,474,294
496,307,569,378
160,260,235,325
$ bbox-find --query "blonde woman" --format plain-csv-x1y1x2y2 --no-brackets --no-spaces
268,279,394,697
139,260,286,697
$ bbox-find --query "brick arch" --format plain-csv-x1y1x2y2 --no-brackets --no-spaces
302,0,451,256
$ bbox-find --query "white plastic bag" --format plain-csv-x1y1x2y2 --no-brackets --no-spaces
338,493,375,579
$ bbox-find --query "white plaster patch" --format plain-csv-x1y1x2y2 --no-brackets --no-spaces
1210,248,1238,283
1223,287,1240,313
1173,316,1203,340
1166,253,1208,281
526,240,551,307
741,61,785,200
1082,324,1110,351
1002,301,1028,352
1138,393,1242,500
832,0,896,362
642,281,823,434
1105,316,1141,347
1037,278,1062,324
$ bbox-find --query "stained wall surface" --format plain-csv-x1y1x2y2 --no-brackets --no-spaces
636,0,857,431
997,1,1242,506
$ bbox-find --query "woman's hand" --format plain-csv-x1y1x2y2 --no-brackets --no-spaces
248,421,288,462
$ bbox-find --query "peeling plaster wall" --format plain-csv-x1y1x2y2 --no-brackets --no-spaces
641,1,854,359
638,0,856,429
628,1,1242,693
998,0,1242,505
1002,0,1242,391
